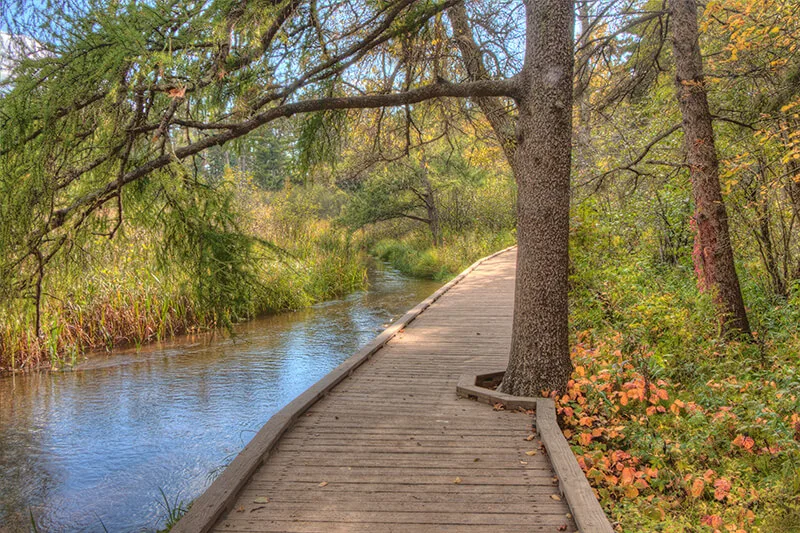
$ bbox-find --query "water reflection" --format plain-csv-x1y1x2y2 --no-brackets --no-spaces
0,264,440,532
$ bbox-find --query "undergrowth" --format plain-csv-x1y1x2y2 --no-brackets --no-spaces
559,205,800,532
370,230,516,281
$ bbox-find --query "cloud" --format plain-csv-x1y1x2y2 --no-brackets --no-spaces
0,32,46,82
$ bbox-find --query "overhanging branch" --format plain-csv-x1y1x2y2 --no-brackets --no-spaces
51,77,519,229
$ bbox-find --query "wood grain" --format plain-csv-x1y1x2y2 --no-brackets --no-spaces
175,247,581,533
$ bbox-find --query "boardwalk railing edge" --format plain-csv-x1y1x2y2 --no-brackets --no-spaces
172,245,517,533
456,372,615,533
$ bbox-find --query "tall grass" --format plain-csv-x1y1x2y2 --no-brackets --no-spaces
371,230,516,281
0,179,367,372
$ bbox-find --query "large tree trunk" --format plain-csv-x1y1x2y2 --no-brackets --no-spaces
500,0,575,397
669,0,751,338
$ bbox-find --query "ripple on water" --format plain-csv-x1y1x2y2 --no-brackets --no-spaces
0,264,440,532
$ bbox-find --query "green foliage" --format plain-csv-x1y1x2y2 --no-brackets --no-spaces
372,230,516,281
0,172,367,371
566,201,800,532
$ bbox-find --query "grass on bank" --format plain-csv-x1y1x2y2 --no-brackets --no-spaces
0,180,367,372
370,229,516,281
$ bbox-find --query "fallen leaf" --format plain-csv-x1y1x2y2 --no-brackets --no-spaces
525,434,535,441
454,477,462,484
713,478,732,501
620,467,635,486
690,478,705,498
493,402,505,411
318,481,328,487
520,460,528,465
701,515,723,528
558,525,567,531
525,450,537,456
235,506,245,513
550,494,562,501
252,497,270,504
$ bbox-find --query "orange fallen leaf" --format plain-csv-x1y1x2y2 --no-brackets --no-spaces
701,515,723,528
690,478,705,498
713,478,731,501
318,481,328,487
620,467,635,486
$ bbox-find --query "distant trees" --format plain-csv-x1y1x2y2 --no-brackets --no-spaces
343,156,446,246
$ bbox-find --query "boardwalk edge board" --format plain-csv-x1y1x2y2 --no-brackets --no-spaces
456,371,615,533
172,246,517,533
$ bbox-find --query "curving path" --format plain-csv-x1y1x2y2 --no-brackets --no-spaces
179,248,577,532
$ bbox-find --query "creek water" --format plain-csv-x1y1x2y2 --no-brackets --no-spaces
0,263,441,532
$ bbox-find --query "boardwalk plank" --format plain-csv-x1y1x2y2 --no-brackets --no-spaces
201,249,577,532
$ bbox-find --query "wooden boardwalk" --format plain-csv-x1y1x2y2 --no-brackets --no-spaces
198,249,577,532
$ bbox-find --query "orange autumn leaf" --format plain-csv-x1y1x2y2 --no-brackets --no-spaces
579,432,593,446
733,434,755,451
713,478,732,501
690,478,705,498
620,467,635,486
701,515,723,528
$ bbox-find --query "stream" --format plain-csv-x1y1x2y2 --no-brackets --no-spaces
0,263,441,532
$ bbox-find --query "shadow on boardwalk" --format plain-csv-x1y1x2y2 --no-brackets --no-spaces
179,248,577,532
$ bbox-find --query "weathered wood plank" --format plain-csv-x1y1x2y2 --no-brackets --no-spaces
173,248,590,533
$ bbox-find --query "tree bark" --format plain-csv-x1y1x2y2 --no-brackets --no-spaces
500,0,575,396
669,0,751,338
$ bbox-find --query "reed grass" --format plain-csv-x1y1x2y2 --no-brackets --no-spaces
0,184,367,372
371,230,516,281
